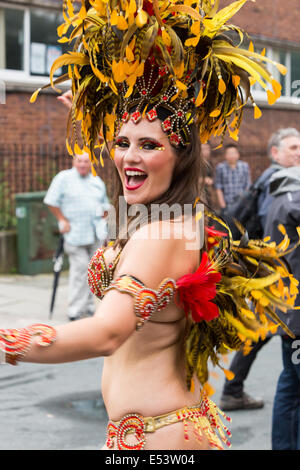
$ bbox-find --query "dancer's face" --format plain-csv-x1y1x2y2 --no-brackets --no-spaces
114,118,177,205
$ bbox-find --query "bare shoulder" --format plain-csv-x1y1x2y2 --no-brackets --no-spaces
115,219,201,288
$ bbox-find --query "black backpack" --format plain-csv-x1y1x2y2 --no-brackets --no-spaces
227,181,263,239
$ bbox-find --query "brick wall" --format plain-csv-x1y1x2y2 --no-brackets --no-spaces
221,0,300,43
209,103,300,183
1,91,69,147
1,90,113,172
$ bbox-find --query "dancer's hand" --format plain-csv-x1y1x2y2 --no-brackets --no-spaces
57,90,72,110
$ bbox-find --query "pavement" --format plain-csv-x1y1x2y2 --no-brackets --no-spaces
0,270,284,450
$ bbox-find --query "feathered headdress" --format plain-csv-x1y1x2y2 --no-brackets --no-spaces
31,0,286,171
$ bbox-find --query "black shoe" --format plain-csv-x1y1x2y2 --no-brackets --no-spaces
220,392,264,411
68,316,79,321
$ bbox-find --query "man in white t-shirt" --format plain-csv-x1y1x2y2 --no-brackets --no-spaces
44,153,110,321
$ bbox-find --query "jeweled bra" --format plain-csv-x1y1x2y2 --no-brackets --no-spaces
87,246,122,297
87,246,177,330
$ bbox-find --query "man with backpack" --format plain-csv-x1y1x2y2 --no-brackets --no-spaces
220,127,300,412
225,128,300,240
265,165,300,449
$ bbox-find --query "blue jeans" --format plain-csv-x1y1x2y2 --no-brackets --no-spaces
272,336,300,450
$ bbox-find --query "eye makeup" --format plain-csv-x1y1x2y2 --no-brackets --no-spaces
114,136,165,152
138,139,165,151
114,137,129,148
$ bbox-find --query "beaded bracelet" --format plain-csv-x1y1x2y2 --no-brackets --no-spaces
0,324,57,365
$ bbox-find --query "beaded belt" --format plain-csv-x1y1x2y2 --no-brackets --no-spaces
105,395,231,450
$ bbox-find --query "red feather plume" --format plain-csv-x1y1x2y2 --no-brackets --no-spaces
176,252,221,322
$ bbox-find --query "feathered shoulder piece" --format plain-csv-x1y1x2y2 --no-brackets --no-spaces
31,0,286,169
177,213,300,390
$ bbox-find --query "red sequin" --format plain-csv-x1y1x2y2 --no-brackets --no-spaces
131,110,142,124
146,108,157,122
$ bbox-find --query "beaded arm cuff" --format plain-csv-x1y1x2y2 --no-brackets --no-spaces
0,324,57,365
104,275,176,330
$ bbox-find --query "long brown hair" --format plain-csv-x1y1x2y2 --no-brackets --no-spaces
111,123,206,248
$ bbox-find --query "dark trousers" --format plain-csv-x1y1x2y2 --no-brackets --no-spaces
272,336,300,450
223,337,271,397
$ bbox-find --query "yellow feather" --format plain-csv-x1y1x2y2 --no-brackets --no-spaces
136,9,148,27
117,15,128,31
254,105,262,119
168,5,202,21
215,53,269,91
66,139,74,156
74,143,83,155
162,29,171,47
111,10,118,26
218,77,226,94
125,45,135,62
210,109,221,117
50,52,89,89
267,90,277,105
30,88,42,104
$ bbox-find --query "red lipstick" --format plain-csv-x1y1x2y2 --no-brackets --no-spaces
124,167,148,191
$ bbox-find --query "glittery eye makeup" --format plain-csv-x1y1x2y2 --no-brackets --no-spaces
114,137,129,148
138,139,165,151
114,137,165,151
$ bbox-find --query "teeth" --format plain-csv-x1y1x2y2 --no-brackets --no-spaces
125,170,146,176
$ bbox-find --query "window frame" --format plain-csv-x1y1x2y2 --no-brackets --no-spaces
0,1,69,90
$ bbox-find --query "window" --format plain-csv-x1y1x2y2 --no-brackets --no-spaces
30,9,65,76
290,50,300,99
251,42,300,103
2,7,24,71
0,4,70,80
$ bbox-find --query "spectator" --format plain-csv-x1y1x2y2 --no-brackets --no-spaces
219,129,300,412
264,166,300,449
44,152,110,321
257,128,300,228
214,143,251,215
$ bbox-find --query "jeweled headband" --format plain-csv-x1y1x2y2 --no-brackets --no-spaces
31,0,286,171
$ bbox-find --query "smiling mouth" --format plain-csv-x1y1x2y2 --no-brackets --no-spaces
125,169,148,190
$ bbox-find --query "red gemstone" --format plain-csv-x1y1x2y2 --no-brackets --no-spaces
122,111,129,122
177,111,183,117
162,95,168,101
141,89,147,96
146,108,157,122
162,118,172,132
159,66,167,76
170,133,181,146
131,111,142,124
